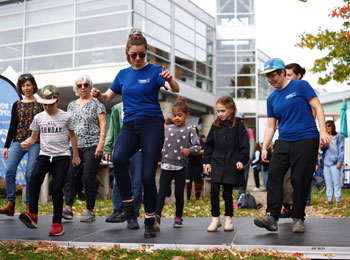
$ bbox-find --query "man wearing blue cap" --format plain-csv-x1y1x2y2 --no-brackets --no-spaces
253,58,332,233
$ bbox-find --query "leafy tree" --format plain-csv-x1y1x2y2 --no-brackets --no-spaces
296,0,350,85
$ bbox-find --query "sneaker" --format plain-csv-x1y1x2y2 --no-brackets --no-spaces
173,217,183,228
292,218,305,233
328,200,333,205
80,211,96,222
106,210,122,223
19,212,38,229
252,187,261,192
280,208,292,218
254,213,278,231
49,223,64,236
153,215,161,232
62,208,73,220
127,217,140,229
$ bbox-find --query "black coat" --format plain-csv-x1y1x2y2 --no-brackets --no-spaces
203,118,249,185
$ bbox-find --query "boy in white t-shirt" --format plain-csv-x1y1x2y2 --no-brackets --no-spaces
19,85,80,236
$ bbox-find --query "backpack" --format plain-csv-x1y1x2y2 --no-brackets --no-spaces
237,193,257,209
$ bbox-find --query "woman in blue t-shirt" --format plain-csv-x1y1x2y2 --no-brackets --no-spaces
253,58,332,234
92,29,179,238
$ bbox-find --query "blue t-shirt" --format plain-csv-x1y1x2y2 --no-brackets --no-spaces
110,64,166,123
267,79,319,141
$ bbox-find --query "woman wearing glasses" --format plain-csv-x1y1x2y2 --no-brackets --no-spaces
62,75,106,222
253,58,332,233
92,29,179,238
0,74,43,216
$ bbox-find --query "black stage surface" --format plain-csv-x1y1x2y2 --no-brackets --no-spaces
0,215,349,259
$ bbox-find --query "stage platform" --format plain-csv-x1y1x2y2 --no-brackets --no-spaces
0,215,349,259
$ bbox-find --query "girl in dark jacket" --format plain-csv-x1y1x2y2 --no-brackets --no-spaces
203,96,249,232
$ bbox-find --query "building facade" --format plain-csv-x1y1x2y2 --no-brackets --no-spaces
216,0,272,140
0,0,217,134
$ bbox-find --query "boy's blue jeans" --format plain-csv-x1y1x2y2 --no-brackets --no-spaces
4,141,40,204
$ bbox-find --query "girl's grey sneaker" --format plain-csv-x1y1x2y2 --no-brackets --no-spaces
62,208,73,220
254,213,278,231
292,218,305,233
80,211,96,222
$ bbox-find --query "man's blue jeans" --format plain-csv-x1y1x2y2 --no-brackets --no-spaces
112,151,142,216
4,141,40,204
113,117,164,214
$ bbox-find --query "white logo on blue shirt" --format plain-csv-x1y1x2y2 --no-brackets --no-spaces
138,78,150,84
285,92,296,99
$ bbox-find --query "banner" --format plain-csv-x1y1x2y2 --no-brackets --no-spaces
0,75,27,185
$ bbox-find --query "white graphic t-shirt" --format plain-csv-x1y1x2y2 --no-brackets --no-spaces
30,109,74,157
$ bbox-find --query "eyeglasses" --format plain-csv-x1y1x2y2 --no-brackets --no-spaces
266,72,279,79
129,53,146,59
77,83,90,88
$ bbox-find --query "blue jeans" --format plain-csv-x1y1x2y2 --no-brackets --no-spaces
113,117,164,214
262,169,268,189
112,151,142,216
5,141,40,204
324,165,342,202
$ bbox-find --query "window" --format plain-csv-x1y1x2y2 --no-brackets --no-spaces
175,21,194,43
0,60,22,73
26,5,73,26
237,0,254,13
75,48,125,67
0,13,23,30
76,0,131,17
25,54,72,72
237,75,255,86
217,0,235,13
76,30,127,51
25,22,73,42
175,36,194,58
217,52,235,62
146,4,170,29
25,38,73,56
237,64,255,74
0,29,23,45
175,6,194,29
0,44,22,59
76,13,131,34
175,51,194,71
175,65,195,86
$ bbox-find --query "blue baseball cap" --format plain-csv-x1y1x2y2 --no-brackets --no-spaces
260,58,285,74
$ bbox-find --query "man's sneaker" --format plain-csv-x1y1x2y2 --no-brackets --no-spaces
62,208,73,220
153,215,161,232
127,217,140,229
254,213,278,231
173,217,183,228
80,211,96,222
280,207,292,218
49,223,64,236
292,218,305,233
106,210,123,223
252,187,261,192
19,212,38,229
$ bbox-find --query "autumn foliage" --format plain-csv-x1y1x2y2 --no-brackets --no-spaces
297,0,350,85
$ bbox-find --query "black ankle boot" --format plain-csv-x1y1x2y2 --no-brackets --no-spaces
113,201,135,223
144,217,156,238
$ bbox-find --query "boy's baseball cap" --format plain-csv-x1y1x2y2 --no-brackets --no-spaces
260,58,285,74
37,85,59,104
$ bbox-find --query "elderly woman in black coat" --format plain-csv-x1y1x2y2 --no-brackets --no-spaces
203,96,249,232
